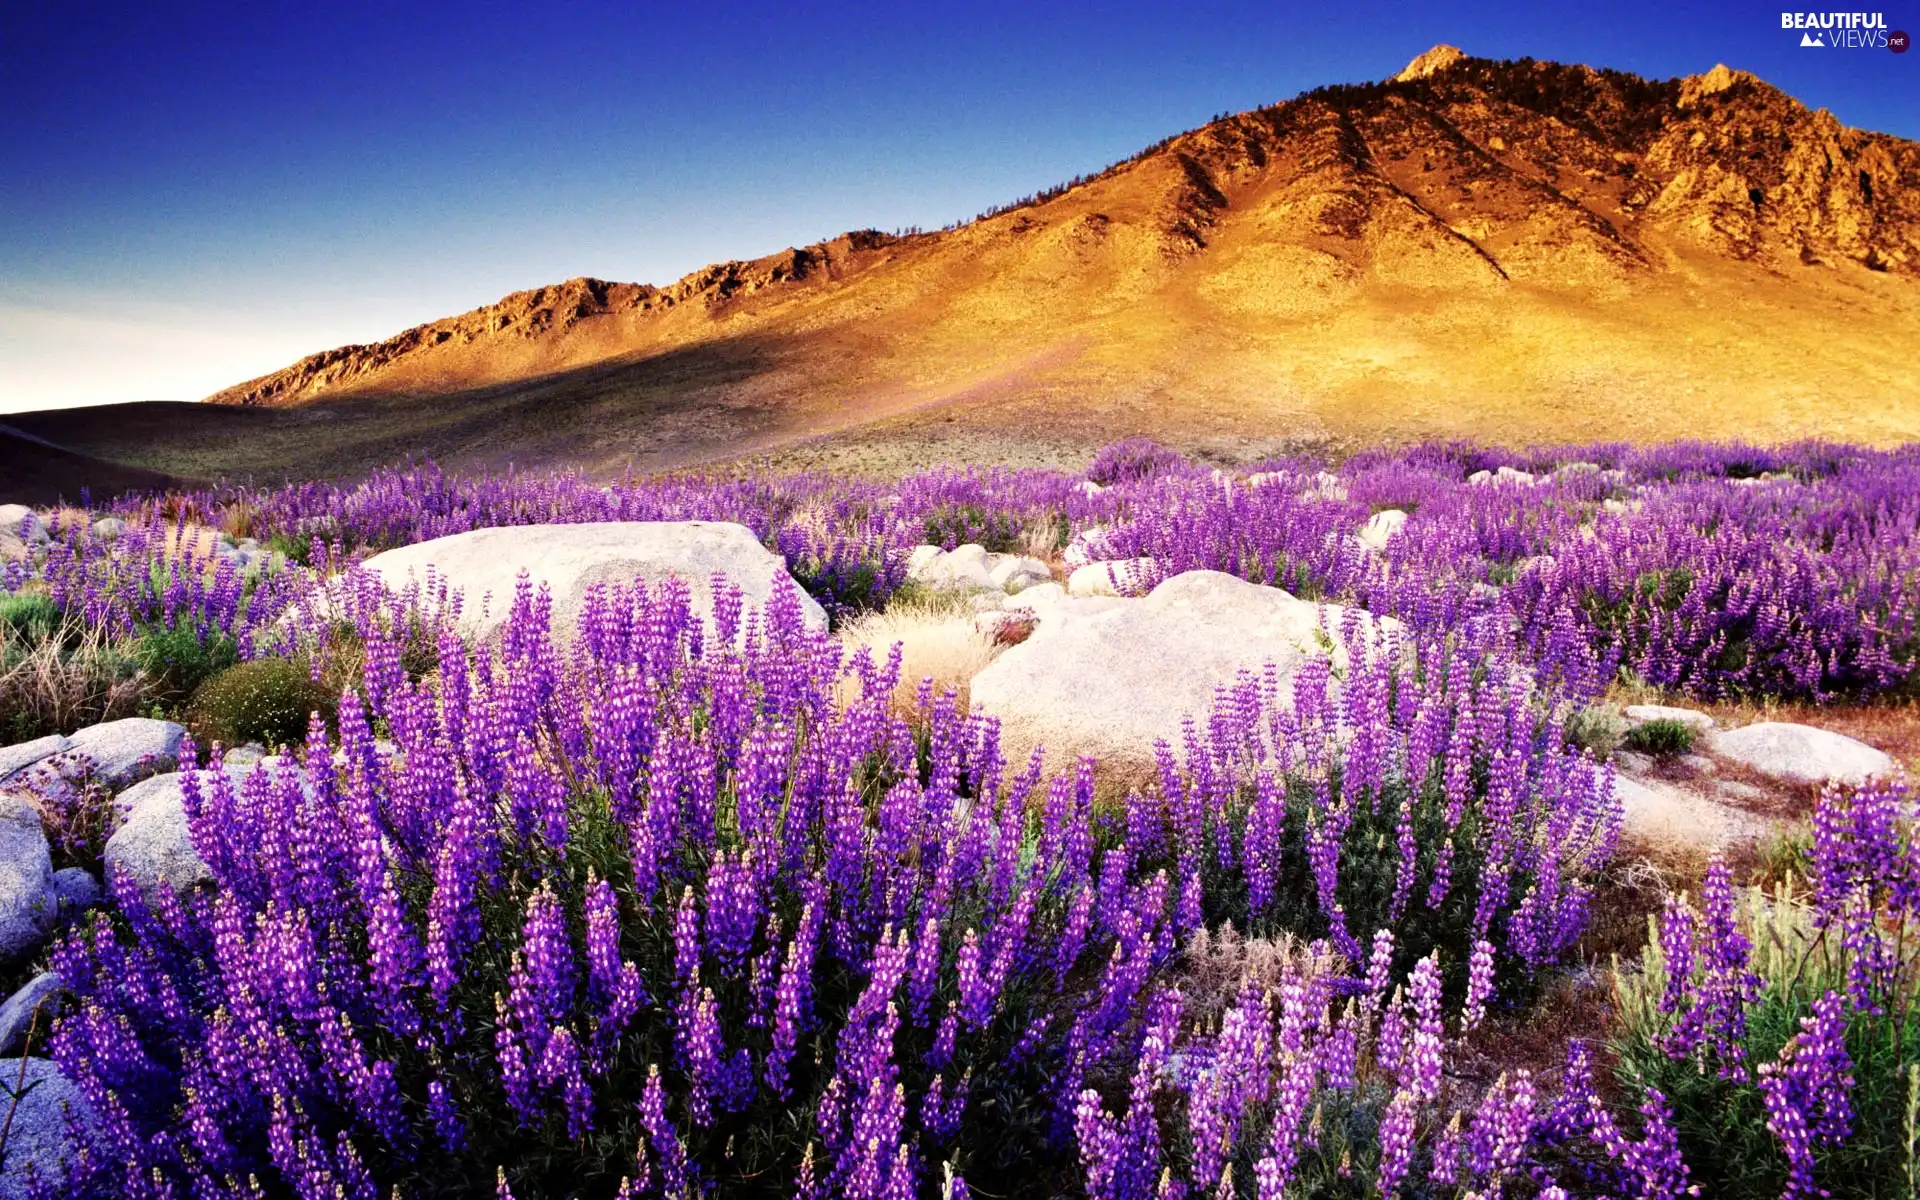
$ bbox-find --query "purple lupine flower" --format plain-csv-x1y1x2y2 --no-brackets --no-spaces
1373,1089,1419,1196
1462,938,1496,1031
1760,990,1856,1198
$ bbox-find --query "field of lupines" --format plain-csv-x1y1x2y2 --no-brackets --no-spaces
1,437,1917,1198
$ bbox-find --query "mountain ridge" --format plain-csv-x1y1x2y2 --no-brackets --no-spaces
205,46,1919,418
0,48,1881,489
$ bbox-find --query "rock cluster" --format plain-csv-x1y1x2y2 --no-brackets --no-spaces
905,544,1052,594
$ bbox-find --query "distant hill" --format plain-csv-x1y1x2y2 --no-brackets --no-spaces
0,423,199,505
19,47,1920,489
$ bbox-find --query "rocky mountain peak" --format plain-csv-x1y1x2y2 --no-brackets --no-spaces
1394,44,1466,82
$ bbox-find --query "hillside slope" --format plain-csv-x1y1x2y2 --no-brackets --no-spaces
30,48,1920,485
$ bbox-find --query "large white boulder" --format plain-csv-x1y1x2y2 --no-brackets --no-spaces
0,793,54,963
1710,723,1894,788
66,718,185,789
356,521,827,642
0,1058,97,1199
970,570,1398,768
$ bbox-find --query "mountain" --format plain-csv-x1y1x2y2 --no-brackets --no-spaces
20,47,1920,487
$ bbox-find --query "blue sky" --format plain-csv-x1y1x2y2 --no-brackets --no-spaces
3,0,1915,412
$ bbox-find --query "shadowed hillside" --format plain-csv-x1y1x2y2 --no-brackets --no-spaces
16,47,1920,490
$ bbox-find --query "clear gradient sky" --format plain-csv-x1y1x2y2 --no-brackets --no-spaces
3,0,1916,413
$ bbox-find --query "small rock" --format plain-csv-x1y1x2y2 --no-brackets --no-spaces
1678,754,1717,775
987,555,1051,591
89,517,126,542
1067,559,1157,598
66,718,185,789
1062,526,1113,569
1623,704,1715,733
0,1057,98,1198
1356,510,1408,553
1710,723,1894,787
1614,751,1653,776
904,545,943,575
1309,471,1347,501
1075,481,1108,497
1469,467,1538,487
909,544,997,593
223,743,268,768
0,793,54,963
0,975,68,1056
1001,582,1066,610
0,506,46,544
973,610,1038,646
0,737,70,788
48,868,99,918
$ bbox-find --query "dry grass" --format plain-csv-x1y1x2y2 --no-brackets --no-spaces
1179,923,1343,1027
836,590,1002,712
0,620,148,743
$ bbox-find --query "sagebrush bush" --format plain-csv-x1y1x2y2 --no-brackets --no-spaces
184,656,335,748
1624,718,1696,757
1564,705,1626,759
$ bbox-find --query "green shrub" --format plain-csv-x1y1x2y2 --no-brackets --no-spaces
0,592,64,646
920,503,1023,554
185,657,336,749
132,624,239,709
265,531,313,565
1624,717,1697,756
